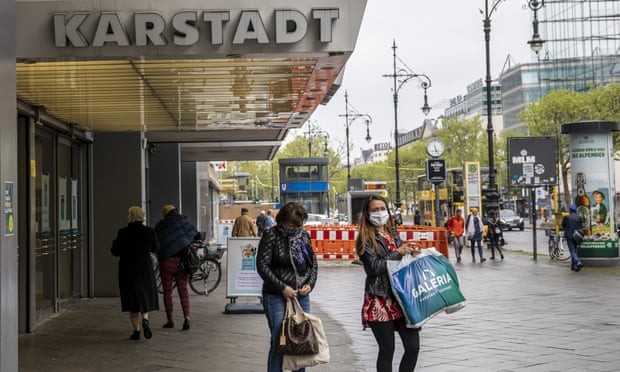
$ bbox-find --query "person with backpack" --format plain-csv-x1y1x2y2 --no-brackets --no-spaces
486,210,505,260
155,204,198,331
446,209,465,263
256,210,273,236
465,207,486,263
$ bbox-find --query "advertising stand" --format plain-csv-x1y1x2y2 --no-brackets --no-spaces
561,121,620,264
508,137,558,259
224,237,264,314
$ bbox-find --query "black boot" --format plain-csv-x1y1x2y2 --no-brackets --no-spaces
142,319,152,339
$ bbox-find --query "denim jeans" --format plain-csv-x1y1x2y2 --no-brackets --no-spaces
262,292,311,372
566,237,581,267
470,238,484,259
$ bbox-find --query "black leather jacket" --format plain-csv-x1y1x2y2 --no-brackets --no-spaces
257,226,318,296
359,231,403,298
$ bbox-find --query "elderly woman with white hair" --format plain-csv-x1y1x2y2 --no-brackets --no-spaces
111,206,160,340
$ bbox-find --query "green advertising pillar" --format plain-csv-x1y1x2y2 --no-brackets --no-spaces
561,120,620,264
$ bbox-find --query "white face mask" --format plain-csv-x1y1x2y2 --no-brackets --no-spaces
369,210,390,226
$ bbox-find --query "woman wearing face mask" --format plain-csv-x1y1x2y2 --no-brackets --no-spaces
256,202,318,372
356,194,421,372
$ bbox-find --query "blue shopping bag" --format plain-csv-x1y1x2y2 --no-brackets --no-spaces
387,248,466,328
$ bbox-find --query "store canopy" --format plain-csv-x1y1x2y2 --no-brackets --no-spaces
16,0,367,161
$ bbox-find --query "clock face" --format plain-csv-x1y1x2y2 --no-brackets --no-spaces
426,138,445,157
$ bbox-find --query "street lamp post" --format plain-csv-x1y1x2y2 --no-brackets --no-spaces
306,126,330,158
527,0,546,101
339,91,372,191
527,0,546,258
383,40,432,211
527,0,545,55
482,0,504,217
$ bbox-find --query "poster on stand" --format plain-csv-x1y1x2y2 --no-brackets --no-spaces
217,222,233,246
226,237,263,297
464,162,481,214
569,133,617,257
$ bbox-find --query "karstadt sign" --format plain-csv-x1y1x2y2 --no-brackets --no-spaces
54,9,339,48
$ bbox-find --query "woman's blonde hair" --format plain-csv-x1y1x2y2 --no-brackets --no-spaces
127,206,146,223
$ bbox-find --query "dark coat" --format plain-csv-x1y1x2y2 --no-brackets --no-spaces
154,210,198,260
111,222,160,313
562,211,583,242
359,231,403,298
486,218,503,242
257,226,317,296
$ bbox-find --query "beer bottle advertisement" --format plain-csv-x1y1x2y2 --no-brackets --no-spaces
574,172,592,235
569,133,614,246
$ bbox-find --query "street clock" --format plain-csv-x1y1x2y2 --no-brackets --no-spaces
425,138,445,157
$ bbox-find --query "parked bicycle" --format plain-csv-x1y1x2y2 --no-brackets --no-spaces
546,229,571,261
188,241,225,296
152,240,225,296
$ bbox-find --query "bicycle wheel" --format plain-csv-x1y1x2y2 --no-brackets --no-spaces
189,259,222,296
548,238,557,260
556,240,572,261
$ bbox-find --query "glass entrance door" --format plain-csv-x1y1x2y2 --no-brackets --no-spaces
34,129,56,317
34,129,86,319
57,137,82,301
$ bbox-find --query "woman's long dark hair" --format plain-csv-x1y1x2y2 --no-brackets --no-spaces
275,202,308,227
355,194,396,256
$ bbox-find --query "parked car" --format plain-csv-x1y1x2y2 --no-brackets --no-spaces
499,209,524,231
304,213,333,226
334,214,349,225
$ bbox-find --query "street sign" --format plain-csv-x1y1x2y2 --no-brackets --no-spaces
508,137,558,187
426,158,446,184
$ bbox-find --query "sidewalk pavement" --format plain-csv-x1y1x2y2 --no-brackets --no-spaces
19,248,620,371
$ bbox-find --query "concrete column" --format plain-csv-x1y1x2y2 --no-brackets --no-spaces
148,143,181,221
0,0,18,369
92,132,145,296
181,161,199,227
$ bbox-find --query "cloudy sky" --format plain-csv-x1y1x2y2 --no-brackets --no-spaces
299,0,539,159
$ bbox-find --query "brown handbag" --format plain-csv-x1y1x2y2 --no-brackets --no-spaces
278,297,319,355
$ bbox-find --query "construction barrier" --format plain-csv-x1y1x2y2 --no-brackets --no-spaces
304,224,449,260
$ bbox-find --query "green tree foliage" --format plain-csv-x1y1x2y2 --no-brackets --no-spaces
434,116,488,169
519,84,620,207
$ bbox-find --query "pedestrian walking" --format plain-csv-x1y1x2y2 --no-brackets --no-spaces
355,194,421,372
111,206,159,341
486,211,504,260
465,207,486,262
562,204,584,272
232,207,257,237
155,204,199,330
256,210,269,236
266,209,275,227
446,208,465,263
413,209,421,225
256,202,318,372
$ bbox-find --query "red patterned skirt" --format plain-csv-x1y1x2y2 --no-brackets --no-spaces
361,292,404,330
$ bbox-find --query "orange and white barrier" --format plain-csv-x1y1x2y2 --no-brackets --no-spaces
304,224,450,260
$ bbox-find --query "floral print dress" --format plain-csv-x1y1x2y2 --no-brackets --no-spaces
361,231,404,330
